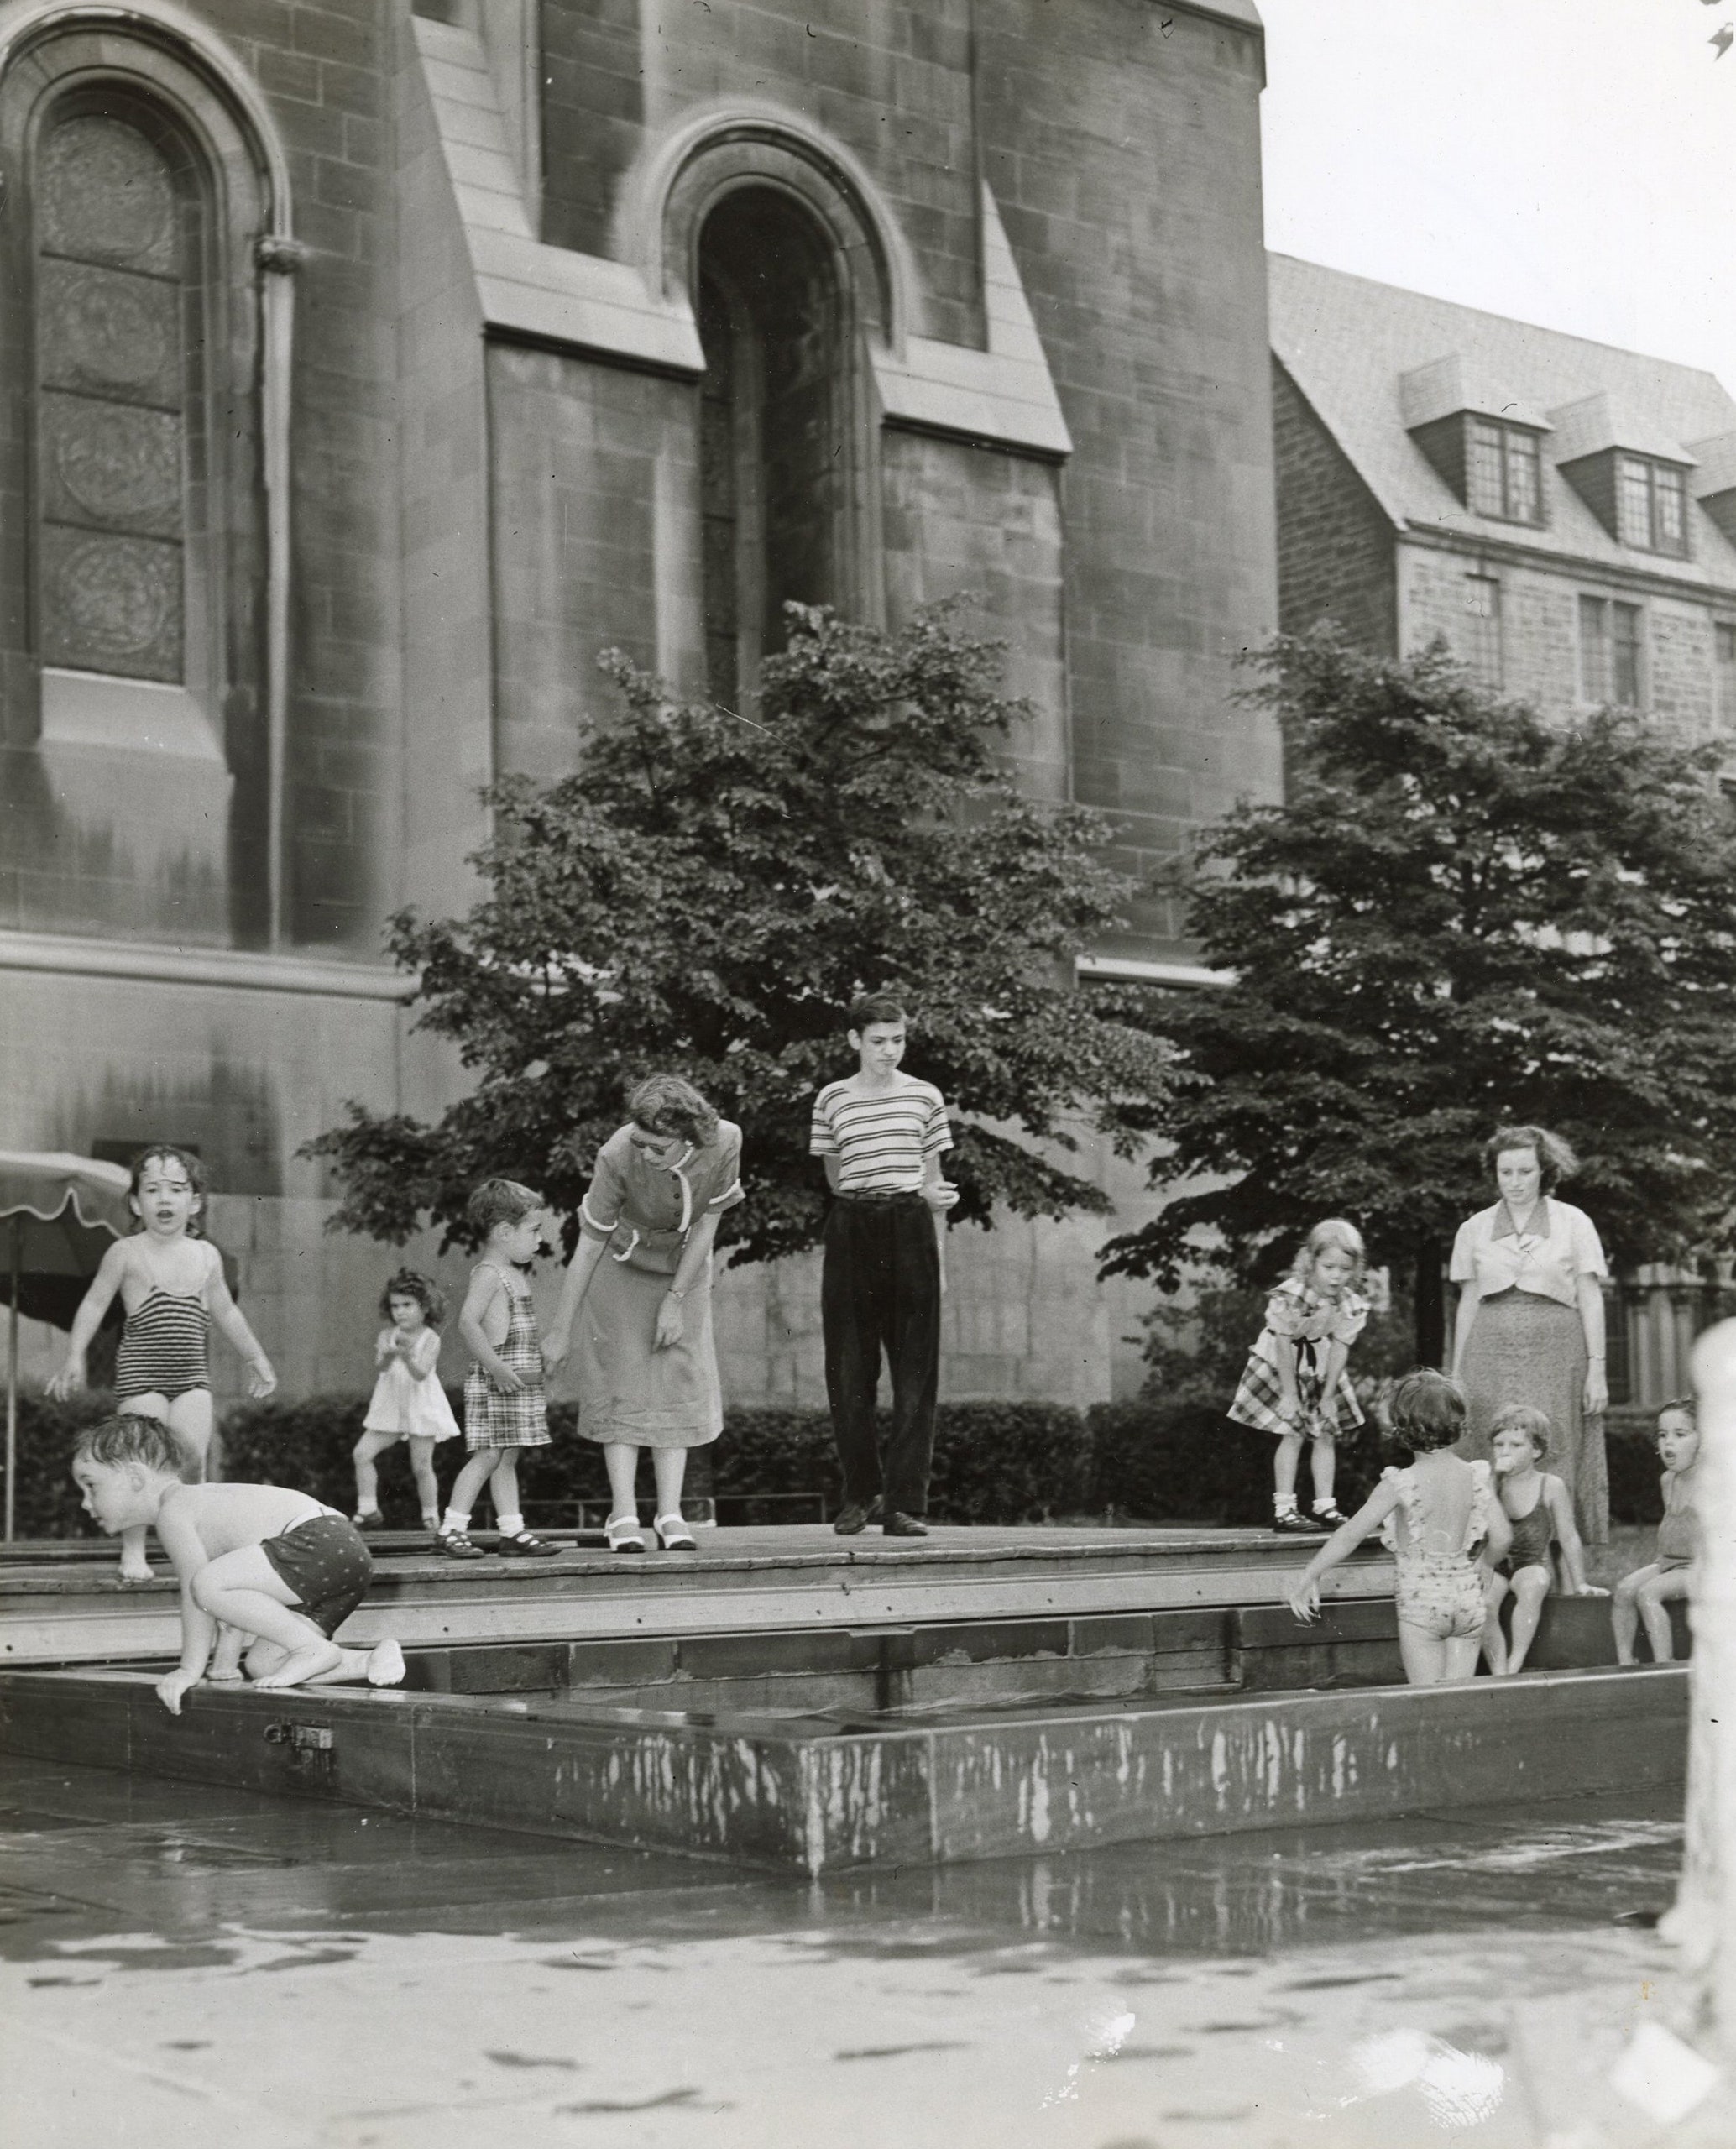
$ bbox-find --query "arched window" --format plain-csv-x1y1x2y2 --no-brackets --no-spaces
0,25,277,944
697,188,850,707
34,97,207,688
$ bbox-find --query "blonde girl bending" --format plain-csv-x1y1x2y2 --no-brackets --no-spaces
1229,1218,1371,1535
49,1146,276,1581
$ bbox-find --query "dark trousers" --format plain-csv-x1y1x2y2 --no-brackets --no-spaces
820,1195,941,1518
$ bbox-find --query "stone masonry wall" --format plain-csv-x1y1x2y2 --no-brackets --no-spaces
1400,544,1724,741
1271,357,1397,653
976,1,1281,954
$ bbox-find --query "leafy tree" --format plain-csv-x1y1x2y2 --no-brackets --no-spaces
307,602,1169,1259
1101,630,1736,1355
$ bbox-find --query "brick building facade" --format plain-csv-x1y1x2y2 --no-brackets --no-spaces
0,0,1279,1405
1269,254,1736,1402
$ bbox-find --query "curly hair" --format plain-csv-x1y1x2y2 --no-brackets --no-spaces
847,990,908,1033
1289,1217,1367,1290
72,1414,183,1474
1483,1124,1579,1193
626,1073,719,1148
466,1179,544,1235
1387,1369,1467,1453
127,1144,206,1237
379,1268,447,1326
1491,1404,1551,1461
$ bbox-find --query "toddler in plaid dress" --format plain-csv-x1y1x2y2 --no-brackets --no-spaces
1228,1218,1371,1535
437,1179,559,1561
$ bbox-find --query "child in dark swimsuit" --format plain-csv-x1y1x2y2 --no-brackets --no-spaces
71,1415,403,1712
50,1147,277,1582
1480,1405,1603,1676
1613,1399,1700,1665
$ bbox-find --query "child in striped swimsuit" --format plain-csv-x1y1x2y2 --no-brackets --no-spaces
49,1147,277,1581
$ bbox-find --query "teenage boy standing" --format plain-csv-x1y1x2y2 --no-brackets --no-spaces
810,992,959,1536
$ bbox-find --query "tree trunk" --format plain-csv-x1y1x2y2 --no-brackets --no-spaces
1661,1318,1736,2060
1414,1235,1446,1369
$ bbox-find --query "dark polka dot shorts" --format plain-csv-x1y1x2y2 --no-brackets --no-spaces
259,1514,374,1638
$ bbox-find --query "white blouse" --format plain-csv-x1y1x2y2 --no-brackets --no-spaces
1449,1198,1608,1310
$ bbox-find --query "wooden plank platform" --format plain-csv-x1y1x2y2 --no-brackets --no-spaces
0,1658,1686,1873
0,1523,1397,1665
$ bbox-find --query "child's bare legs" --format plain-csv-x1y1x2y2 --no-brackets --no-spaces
1307,1433,1336,1515
352,1427,398,1519
1273,1430,1302,1500
485,1451,520,1527
1503,1564,1551,1674
405,1436,442,1527
114,1392,212,1580
1481,1570,1510,1676
1613,1563,1689,1663
443,1448,503,1534
191,1548,401,1689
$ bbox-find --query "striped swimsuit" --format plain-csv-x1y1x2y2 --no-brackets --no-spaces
114,1289,210,1403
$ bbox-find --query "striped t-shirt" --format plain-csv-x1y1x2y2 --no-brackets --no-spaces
809,1077,952,1194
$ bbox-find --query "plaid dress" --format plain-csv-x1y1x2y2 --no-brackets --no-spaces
1227,1278,1369,1439
463,1263,551,1451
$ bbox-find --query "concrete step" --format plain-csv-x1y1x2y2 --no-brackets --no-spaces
0,1523,1397,1665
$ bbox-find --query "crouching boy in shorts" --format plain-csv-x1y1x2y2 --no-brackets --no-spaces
72,1417,405,1714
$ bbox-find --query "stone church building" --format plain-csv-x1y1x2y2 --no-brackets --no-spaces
0,0,1279,1404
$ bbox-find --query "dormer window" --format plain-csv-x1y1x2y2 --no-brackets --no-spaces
1615,456,1687,556
1467,418,1542,525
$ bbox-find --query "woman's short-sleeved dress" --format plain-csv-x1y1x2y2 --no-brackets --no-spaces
1450,1196,1609,1544
1227,1278,1370,1439
569,1122,745,1449
363,1325,461,1441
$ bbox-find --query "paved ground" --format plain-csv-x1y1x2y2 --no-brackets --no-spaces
0,1751,1719,2148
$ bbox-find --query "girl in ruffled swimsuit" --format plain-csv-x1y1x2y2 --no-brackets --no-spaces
1288,1368,1511,1684
49,1146,277,1581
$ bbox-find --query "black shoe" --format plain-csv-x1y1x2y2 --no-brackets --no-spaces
882,1512,928,1538
1310,1504,1349,1528
833,1503,871,1535
1271,1510,1319,1535
496,1530,559,1558
353,1510,385,1530
437,1530,487,1559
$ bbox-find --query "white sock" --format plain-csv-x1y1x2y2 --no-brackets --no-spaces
441,1508,471,1536
1312,1496,1337,1514
1273,1492,1298,1515
496,1512,524,1537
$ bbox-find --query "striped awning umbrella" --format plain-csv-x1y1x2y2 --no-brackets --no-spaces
1,1153,133,1540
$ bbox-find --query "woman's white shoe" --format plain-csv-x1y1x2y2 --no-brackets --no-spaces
604,1513,646,1554
654,1513,697,1552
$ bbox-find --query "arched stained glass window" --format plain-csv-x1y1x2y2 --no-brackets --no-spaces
34,102,203,685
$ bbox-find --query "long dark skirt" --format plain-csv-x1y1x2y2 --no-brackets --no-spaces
1458,1288,1607,1545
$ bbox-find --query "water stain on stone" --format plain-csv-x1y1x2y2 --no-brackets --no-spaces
834,2042,970,2061
29,1975,100,1986
557,2088,701,2113
486,2050,582,2071
1283,1970,1404,1990
248,1949,358,1973
163,2041,212,2050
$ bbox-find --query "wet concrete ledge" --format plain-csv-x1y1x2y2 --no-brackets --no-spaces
0,1661,1689,1875
0,1523,1397,1665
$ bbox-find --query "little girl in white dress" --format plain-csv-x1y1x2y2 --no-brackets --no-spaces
353,1269,460,1534
1287,1368,1512,1684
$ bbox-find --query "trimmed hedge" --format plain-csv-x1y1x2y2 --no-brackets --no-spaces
4,1388,1681,1538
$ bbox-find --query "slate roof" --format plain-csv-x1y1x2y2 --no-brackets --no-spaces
1268,253,1736,593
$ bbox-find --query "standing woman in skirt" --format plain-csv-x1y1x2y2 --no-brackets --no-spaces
1449,1125,1611,1544
543,1076,743,1552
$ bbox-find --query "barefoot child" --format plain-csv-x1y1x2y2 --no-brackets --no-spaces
1480,1406,1604,1676
353,1269,460,1535
437,1179,560,1559
1288,1368,1511,1685
71,1417,404,1713
49,1146,277,1581
1229,1219,1371,1535
1612,1399,1700,1665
